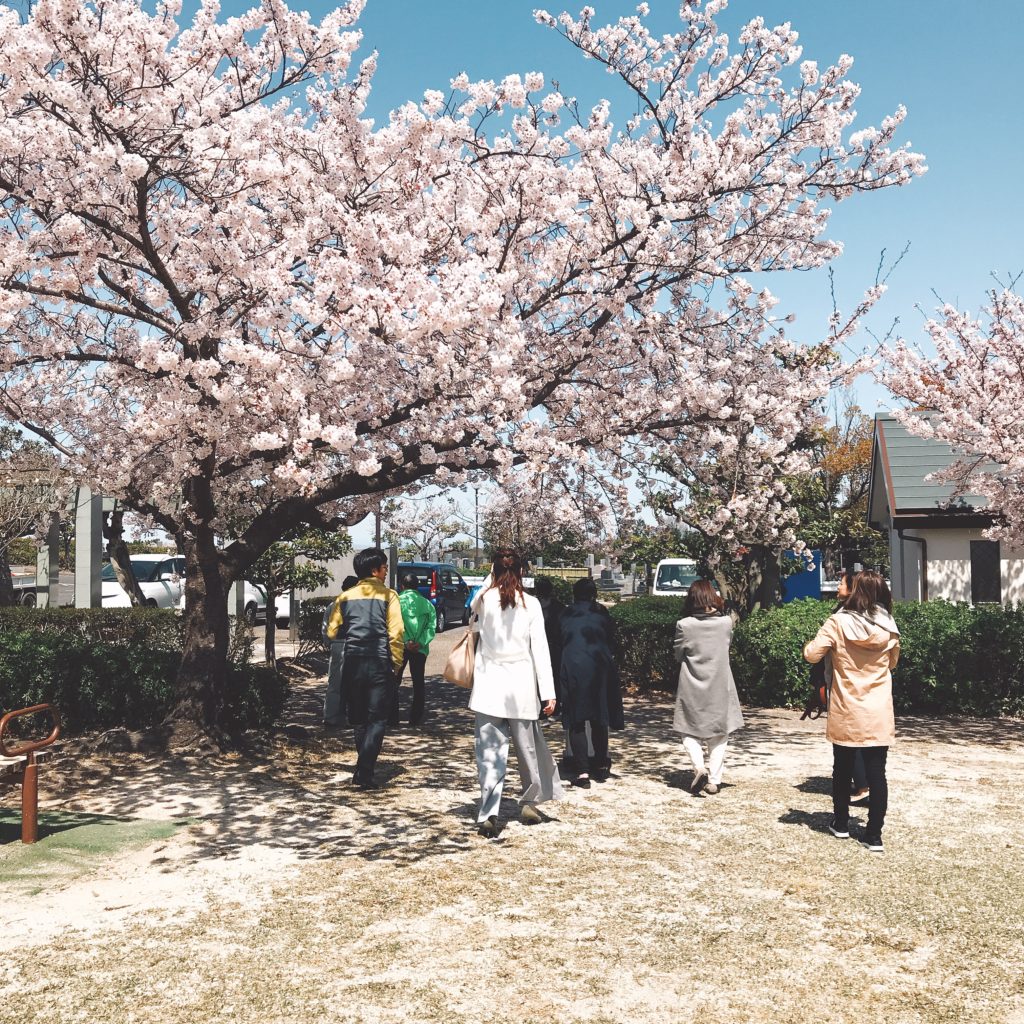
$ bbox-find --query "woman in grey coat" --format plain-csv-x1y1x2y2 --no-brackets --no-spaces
672,579,744,795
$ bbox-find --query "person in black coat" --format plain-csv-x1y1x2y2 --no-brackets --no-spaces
558,577,625,787
533,576,564,682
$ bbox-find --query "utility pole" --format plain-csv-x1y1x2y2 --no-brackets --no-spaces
474,485,480,569
374,499,382,550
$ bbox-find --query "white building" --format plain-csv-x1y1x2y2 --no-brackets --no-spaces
867,413,1024,605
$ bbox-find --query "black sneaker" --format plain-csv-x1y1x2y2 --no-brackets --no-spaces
828,818,850,838
861,833,884,853
573,775,591,790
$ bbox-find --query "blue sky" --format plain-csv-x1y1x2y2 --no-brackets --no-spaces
213,0,1024,542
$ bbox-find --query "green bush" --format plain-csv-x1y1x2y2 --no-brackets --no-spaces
609,596,685,691
731,599,832,707
732,599,1024,716
298,595,335,642
0,607,287,732
610,597,1024,716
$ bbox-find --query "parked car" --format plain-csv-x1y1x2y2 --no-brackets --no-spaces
174,579,288,625
102,554,186,609
397,561,470,632
651,558,700,598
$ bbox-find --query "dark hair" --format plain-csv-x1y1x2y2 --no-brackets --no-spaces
573,577,598,602
400,574,419,591
841,569,857,591
684,578,724,616
341,575,358,591
843,569,893,615
353,548,387,579
488,548,525,610
533,576,553,599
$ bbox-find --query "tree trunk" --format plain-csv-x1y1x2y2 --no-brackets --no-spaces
0,543,17,607
102,509,147,606
264,579,277,671
164,531,232,749
742,545,782,616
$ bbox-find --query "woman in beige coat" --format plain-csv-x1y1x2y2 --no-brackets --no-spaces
803,570,899,853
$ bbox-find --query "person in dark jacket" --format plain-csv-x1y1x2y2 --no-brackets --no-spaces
324,548,404,789
533,576,564,685
558,577,624,788
323,574,361,732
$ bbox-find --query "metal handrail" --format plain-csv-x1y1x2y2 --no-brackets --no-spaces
0,703,62,758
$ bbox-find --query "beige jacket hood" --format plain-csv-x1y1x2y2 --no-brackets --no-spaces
803,606,900,747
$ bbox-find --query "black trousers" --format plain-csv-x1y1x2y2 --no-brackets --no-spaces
344,656,396,784
389,651,428,726
833,744,888,836
568,722,610,777
851,749,869,791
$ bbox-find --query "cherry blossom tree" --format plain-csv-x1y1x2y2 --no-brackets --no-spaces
385,497,464,561
0,428,66,605
0,0,923,740
885,287,1024,541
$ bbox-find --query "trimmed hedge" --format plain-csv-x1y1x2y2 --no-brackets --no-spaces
610,596,685,692
0,607,287,732
611,597,1024,717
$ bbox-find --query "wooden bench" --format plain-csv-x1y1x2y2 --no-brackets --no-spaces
0,704,61,844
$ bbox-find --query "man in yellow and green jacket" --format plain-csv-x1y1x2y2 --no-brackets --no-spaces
396,573,438,727
323,548,404,789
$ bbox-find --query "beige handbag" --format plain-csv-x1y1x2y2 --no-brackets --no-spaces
443,629,476,688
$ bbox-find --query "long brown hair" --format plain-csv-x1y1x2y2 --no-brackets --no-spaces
488,548,526,610
843,569,893,615
684,579,724,616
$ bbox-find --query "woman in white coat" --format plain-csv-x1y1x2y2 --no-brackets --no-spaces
470,549,563,836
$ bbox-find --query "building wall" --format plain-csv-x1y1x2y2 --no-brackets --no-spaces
892,528,1024,606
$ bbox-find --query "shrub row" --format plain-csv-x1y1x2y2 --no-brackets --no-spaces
610,597,1024,717
0,607,287,733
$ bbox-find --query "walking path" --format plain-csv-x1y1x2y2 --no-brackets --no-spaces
2,627,1023,1024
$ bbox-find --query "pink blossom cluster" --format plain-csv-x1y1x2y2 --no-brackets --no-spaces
0,0,923,581
885,289,1024,543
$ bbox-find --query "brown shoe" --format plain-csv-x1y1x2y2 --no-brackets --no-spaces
704,782,720,795
690,769,709,795
478,815,499,837
520,804,543,825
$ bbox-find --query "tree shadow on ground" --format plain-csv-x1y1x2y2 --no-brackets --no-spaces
34,666,541,867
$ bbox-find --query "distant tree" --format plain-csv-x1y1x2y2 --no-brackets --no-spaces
246,528,352,668
786,406,888,577
0,428,66,606
385,499,464,562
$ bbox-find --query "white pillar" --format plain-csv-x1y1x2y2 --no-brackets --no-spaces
74,486,103,608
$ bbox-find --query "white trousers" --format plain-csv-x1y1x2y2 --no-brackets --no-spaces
682,734,729,785
475,713,563,822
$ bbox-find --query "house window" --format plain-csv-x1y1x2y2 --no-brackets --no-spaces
970,540,1001,604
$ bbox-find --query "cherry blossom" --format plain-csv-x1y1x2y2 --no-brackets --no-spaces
885,288,1024,543
0,0,923,734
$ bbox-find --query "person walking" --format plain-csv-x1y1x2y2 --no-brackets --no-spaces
469,549,563,836
558,577,624,788
324,548,404,789
831,570,871,805
672,579,744,796
396,573,437,728
804,569,899,852
322,574,361,732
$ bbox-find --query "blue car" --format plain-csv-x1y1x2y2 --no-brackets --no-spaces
397,562,471,632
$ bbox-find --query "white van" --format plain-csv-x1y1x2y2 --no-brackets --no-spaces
652,558,699,597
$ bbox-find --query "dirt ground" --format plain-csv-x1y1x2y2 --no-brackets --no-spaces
2,626,1023,1024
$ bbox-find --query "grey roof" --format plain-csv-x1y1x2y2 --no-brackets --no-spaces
871,413,988,518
